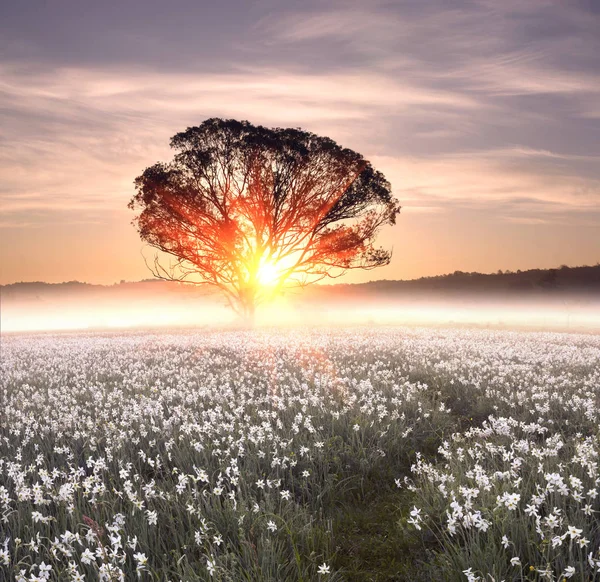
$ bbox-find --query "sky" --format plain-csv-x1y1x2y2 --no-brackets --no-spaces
1,0,599,285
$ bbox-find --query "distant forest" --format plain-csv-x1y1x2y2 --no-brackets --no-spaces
2,264,599,300
341,263,600,296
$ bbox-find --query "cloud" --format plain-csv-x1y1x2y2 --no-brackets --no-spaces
0,62,480,117
501,216,551,225
479,146,600,161
0,61,483,219
371,152,600,219
258,0,600,118
1,59,598,226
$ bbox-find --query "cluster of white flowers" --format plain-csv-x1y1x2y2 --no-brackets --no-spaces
2,326,598,580
0,327,458,579
405,330,600,580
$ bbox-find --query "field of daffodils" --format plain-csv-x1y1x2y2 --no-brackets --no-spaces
2,327,600,581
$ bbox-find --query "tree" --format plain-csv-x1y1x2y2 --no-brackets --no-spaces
129,118,400,320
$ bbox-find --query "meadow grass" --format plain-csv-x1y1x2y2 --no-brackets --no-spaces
1,327,599,581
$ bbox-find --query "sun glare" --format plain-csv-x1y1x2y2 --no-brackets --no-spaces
256,257,281,288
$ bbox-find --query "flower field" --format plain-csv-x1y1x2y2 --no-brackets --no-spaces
1,327,600,581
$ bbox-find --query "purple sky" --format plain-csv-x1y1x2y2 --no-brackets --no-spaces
1,0,599,284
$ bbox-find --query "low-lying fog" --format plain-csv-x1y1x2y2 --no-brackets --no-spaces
2,281,598,333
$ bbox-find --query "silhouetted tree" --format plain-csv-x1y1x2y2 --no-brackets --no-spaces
129,118,400,319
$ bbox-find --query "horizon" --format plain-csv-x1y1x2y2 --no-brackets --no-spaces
1,1,600,287
3,260,598,287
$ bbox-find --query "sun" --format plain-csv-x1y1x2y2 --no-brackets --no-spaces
253,250,307,294
256,257,281,288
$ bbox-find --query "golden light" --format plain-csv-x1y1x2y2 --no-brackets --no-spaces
256,256,282,288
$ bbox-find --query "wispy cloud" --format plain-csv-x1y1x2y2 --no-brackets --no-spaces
373,152,600,219
0,62,482,217
258,0,600,118
1,61,598,223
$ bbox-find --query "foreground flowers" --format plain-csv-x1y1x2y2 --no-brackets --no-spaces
1,326,598,580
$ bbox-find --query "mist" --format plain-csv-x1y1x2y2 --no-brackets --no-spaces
2,279,598,333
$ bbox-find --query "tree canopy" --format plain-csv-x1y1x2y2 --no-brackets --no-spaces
129,118,400,318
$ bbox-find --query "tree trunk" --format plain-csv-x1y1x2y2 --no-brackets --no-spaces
240,301,255,328
236,289,256,328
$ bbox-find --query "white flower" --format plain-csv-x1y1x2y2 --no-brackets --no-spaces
31,511,44,523
39,562,52,575
206,557,216,576
318,563,331,575
562,566,576,578
267,520,277,532
462,567,480,582
505,493,520,510
510,557,521,566
544,514,560,528
0,548,9,566
536,565,554,580
133,552,148,569
146,510,158,526
524,504,538,517
81,548,96,565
